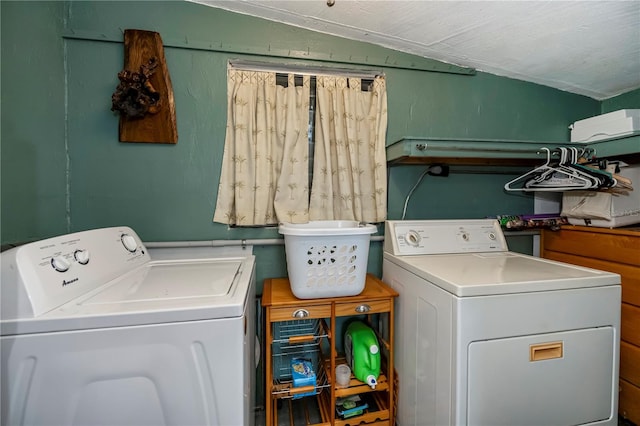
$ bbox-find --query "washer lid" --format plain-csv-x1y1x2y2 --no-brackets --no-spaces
5,257,254,334
383,251,620,297
80,259,241,305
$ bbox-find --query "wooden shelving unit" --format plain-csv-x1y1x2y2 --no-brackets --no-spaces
262,275,398,426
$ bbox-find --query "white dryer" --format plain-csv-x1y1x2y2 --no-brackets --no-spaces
383,219,621,426
1,226,256,426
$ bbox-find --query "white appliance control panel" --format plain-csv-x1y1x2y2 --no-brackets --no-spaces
384,219,508,255
1,226,150,319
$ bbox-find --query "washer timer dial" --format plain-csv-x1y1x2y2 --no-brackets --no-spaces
74,249,90,265
404,230,422,247
51,256,71,272
121,234,138,253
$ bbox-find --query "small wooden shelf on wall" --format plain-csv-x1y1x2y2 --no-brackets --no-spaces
116,29,177,144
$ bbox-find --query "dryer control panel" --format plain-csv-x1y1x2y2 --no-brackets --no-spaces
384,219,508,256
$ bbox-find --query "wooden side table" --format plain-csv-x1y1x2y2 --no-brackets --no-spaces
262,274,398,426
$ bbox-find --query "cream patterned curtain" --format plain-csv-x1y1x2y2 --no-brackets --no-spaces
213,69,311,225
309,75,387,222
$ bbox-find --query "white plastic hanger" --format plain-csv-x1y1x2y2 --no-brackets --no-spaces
527,147,596,190
504,147,594,192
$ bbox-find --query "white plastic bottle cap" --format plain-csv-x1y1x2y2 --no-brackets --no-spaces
366,375,377,389
370,344,379,354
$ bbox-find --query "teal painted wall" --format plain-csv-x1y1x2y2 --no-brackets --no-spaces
601,87,640,113
386,69,598,143
1,2,67,244
2,1,616,285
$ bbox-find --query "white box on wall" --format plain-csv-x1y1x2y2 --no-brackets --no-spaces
570,109,640,143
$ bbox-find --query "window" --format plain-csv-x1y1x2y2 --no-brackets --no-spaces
276,75,376,193
213,64,387,226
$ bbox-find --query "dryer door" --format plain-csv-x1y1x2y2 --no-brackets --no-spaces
467,327,616,426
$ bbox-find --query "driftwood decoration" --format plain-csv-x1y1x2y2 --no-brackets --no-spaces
112,57,162,118
112,29,177,144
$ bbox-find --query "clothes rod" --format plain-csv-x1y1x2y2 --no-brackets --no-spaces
414,143,592,156
229,60,384,79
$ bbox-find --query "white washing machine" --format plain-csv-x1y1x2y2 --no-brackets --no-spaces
382,219,621,426
1,226,256,426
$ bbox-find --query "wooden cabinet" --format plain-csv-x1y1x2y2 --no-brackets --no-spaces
541,225,640,423
262,274,398,426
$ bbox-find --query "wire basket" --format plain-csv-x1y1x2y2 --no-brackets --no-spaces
272,319,328,380
271,319,330,399
279,221,377,299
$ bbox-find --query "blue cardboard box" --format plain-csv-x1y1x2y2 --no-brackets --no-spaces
290,358,316,399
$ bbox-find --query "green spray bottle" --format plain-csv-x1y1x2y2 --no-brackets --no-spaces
344,321,381,389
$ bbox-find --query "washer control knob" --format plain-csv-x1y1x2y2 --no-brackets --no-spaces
461,232,470,241
404,230,421,247
51,256,71,272
488,232,497,241
74,249,90,265
121,234,138,253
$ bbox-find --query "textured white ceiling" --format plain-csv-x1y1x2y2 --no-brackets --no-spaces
192,0,640,100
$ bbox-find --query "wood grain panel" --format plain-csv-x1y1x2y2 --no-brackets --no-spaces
619,378,640,424
620,341,640,388
542,251,640,307
622,303,640,347
270,304,331,322
542,228,639,266
542,226,640,422
335,299,391,317
118,29,177,143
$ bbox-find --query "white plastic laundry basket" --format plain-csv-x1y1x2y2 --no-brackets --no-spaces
279,221,377,299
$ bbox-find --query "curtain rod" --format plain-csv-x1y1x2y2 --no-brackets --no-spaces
229,59,384,79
